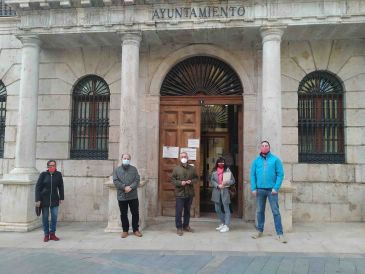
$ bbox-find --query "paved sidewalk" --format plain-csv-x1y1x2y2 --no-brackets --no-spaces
0,220,364,273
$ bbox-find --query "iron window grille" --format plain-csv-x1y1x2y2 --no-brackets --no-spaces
0,81,6,158
0,1,16,16
160,56,243,96
71,75,110,160
298,70,345,163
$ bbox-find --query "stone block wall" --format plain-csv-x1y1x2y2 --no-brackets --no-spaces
282,39,365,222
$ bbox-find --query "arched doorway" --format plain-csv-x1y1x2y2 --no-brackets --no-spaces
159,56,243,217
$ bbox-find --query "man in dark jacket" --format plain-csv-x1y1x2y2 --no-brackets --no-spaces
35,160,64,242
171,152,198,236
113,153,142,238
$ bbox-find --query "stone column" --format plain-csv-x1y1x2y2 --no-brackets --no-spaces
260,27,285,156
0,35,41,231
119,32,141,164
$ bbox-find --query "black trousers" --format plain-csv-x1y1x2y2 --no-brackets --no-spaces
175,197,193,229
118,199,139,232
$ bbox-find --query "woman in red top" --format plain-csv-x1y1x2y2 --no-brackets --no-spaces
210,157,235,233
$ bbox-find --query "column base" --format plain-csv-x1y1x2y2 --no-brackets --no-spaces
0,219,41,232
104,177,147,233
0,171,39,232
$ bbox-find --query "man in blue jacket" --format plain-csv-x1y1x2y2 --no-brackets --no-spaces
250,141,287,243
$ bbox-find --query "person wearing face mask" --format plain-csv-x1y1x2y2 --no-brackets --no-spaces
210,157,235,233
35,160,64,242
113,153,142,238
171,152,198,236
250,141,287,243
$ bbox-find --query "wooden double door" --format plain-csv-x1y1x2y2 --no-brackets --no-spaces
159,105,201,217
159,96,243,217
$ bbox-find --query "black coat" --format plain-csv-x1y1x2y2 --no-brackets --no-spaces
35,171,64,207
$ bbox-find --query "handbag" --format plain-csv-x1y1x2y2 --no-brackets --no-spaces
229,184,237,199
35,205,42,216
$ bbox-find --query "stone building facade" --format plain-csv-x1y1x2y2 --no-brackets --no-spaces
0,0,364,231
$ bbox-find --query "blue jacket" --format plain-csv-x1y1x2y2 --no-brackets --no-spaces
250,152,284,192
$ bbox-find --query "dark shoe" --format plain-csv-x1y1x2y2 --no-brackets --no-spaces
177,229,183,236
133,231,143,237
49,233,60,241
43,234,49,242
121,232,128,238
183,226,194,233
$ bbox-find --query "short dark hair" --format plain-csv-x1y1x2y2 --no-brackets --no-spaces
213,157,227,172
261,140,270,147
47,160,56,166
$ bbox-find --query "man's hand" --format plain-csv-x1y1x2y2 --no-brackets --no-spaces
125,186,132,193
35,201,41,207
181,181,187,186
251,190,257,197
271,189,278,195
186,180,191,184
59,200,63,204
218,184,224,189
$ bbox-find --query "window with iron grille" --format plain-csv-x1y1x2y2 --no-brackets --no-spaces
71,75,110,160
0,81,6,158
298,70,344,163
0,0,16,16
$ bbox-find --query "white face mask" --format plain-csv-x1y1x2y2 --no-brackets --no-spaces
122,159,130,166
180,158,188,164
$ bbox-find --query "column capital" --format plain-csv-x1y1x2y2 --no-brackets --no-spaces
16,35,41,48
260,26,286,43
120,32,142,47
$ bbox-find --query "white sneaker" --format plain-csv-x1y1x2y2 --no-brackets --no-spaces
277,235,287,244
220,225,229,233
216,224,224,231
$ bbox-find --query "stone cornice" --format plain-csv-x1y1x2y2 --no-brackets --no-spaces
4,0,365,35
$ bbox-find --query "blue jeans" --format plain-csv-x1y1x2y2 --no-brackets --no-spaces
175,197,193,229
214,202,231,226
42,206,59,235
256,189,283,235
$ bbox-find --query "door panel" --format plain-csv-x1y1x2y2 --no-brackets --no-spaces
159,105,201,217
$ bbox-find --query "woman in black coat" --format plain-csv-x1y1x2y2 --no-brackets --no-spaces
35,160,64,242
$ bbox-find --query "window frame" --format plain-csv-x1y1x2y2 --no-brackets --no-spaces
297,70,345,164
70,75,110,160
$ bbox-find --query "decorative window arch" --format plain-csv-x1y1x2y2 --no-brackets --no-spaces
70,75,110,160
160,56,243,96
298,70,345,163
0,81,6,158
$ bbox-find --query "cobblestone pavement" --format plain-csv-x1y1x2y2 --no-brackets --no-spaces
0,248,365,274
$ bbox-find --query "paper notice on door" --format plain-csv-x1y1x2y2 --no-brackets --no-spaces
188,138,200,148
180,148,197,160
162,146,179,159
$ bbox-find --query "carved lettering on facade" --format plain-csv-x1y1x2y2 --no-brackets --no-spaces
152,6,245,20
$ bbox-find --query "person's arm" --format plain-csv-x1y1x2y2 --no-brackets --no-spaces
225,168,235,186
250,160,257,192
210,172,219,188
129,167,140,190
35,173,44,203
273,158,284,192
171,167,183,186
113,168,126,190
190,167,198,184
58,173,64,201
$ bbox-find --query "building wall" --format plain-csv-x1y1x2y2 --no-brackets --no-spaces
0,24,364,222
281,39,365,222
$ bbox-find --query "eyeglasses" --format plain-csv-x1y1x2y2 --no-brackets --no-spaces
47,164,56,167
